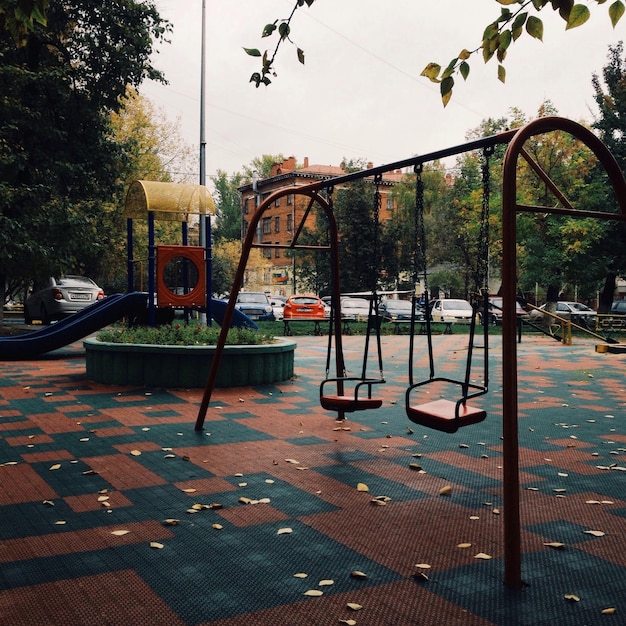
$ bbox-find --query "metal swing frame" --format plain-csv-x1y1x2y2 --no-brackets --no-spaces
405,151,492,433
319,177,386,417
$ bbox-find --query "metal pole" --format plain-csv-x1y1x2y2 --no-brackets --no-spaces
199,0,209,324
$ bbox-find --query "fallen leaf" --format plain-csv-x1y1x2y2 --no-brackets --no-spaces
457,543,472,549
130,450,142,456
601,608,616,615
439,485,452,496
277,527,292,535
42,500,55,507
285,458,300,464
339,620,357,626
415,563,431,569
564,594,580,602
293,572,308,578
182,488,197,493
162,519,179,526
212,523,223,530
111,530,130,536
303,589,323,596
544,542,565,549
49,464,61,471
357,483,369,492
583,530,606,537
346,603,363,611
150,541,164,549
55,520,66,525
350,570,367,579
474,553,492,560
318,579,334,586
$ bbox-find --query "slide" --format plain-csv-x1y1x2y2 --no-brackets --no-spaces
210,298,258,330
0,292,148,359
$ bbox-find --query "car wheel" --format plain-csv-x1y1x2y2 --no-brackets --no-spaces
40,304,50,325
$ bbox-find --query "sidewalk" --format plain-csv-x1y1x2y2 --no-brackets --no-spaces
0,334,625,625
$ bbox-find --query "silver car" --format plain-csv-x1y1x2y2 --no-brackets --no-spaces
24,276,105,324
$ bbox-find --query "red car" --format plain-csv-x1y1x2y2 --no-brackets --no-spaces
283,294,326,319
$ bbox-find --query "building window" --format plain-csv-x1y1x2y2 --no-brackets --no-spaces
287,194,294,205
386,194,394,211
275,243,280,258
262,217,272,235
287,214,293,233
263,244,272,259
242,220,249,237
243,196,252,215
274,197,281,207
274,216,280,233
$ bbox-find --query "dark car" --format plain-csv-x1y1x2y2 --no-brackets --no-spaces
24,276,105,324
235,292,275,321
610,300,626,315
379,298,424,322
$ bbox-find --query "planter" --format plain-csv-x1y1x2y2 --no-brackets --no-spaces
84,337,296,388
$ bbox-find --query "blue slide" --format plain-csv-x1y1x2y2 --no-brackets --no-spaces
0,292,148,359
0,294,257,359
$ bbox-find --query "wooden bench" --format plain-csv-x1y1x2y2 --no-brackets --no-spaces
282,317,325,336
385,320,454,335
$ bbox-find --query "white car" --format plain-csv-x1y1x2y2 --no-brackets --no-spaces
270,296,287,320
530,301,596,327
340,297,372,321
430,299,474,324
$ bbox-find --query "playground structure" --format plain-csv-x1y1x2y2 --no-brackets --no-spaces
195,116,626,591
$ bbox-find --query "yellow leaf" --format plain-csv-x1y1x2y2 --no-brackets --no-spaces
439,485,452,496
350,570,367,579
584,530,606,537
303,589,323,596
318,579,334,586
293,572,308,578
339,621,357,626
564,593,580,602
162,519,179,526
111,530,130,536
130,450,141,456
277,527,292,535
49,464,61,471
544,542,565,549
474,553,492,560
457,543,472,549
415,563,431,569
601,607,616,615
212,523,223,530
150,541,164,549
347,602,363,611
357,482,369,492
182,488,197,493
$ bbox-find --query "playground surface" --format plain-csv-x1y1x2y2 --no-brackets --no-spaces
0,332,625,625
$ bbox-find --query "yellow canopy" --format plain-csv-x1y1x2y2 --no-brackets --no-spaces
124,180,215,222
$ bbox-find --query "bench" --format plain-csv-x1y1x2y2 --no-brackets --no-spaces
282,317,325,336
385,319,454,335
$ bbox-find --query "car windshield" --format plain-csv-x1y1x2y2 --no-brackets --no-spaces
238,294,266,303
57,276,95,287
442,300,472,310
569,302,592,311
292,297,319,305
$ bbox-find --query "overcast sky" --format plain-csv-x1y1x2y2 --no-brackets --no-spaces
141,0,625,184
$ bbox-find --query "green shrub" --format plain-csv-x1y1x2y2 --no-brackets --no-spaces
97,323,274,346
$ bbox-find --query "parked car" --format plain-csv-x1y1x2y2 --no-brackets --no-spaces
530,301,596,327
235,292,275,322
477,296,529,325
379,298,424,322
270,296,287,320
283,294,326,319
610,300,626,315
430,298,474,324
24,276,105,324
340,297,372,321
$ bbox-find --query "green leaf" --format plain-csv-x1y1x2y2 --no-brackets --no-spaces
531,0,549,8
482,22,499,41
566,4,590,28
278,22,290,40
442,58,458,79
511,12,527,40
243,47,262,57
441,76,454,107
557,0,573,21
262,23,277,38
421,62,441,82
459,61,470,80
498,64,506,83
609,1,625,26
526,15,544,40
297,47,305,64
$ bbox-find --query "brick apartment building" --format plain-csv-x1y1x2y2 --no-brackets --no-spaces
238,156,404,296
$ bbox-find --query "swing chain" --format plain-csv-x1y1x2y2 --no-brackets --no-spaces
413,163,426,295
373,174,382,291
475,147,493,296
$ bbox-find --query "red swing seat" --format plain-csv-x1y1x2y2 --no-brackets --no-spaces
406,398,486,434
320,377,384,413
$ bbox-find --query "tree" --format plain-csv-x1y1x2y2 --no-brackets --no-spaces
0,1,170,315
212,170,245,242
246,0,624,104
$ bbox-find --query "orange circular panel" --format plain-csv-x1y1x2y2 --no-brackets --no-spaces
156,245,206,307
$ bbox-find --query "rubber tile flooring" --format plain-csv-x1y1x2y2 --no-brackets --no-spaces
0,332,625,625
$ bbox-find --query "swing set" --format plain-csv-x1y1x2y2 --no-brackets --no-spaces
195,117,626,590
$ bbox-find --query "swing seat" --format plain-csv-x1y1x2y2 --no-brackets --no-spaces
321,394,383,413
407,398,486,434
